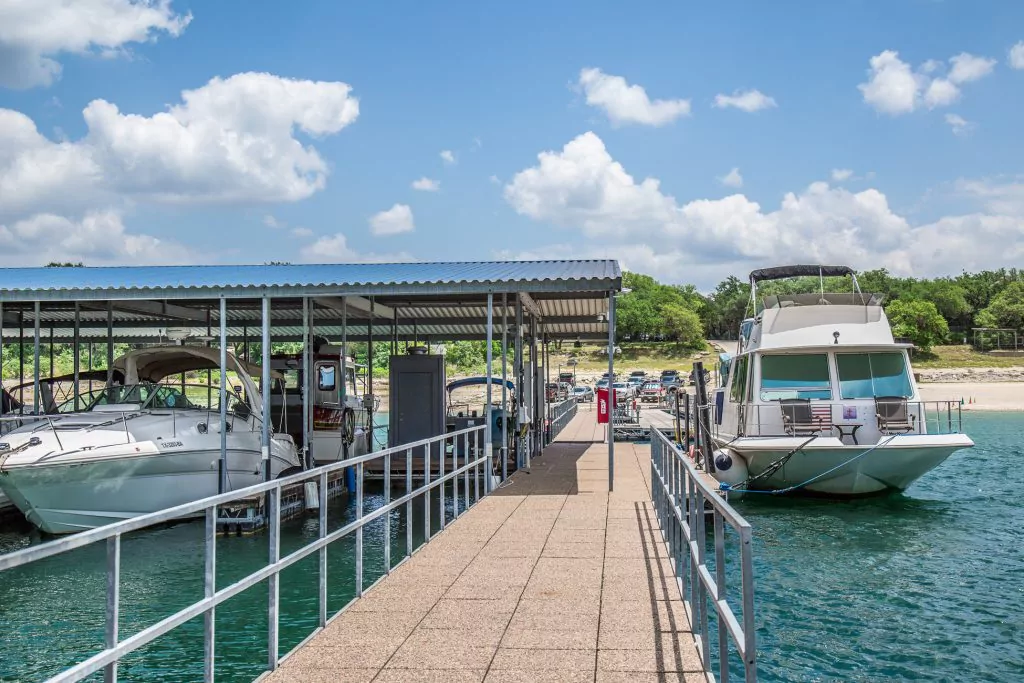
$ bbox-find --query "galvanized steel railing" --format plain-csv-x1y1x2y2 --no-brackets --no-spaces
0,425,489,683
547,398,578,441
650,427,757,682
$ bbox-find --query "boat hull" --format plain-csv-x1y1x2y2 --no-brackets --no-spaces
715,434,974,496
0,446,293,534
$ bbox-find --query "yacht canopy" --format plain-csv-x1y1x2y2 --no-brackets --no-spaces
120,346,276,384
749,265,855,283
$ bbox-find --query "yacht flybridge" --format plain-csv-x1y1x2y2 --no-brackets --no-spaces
711,265,973,496
0,346,302,533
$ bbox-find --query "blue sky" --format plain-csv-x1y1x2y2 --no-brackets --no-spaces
1,0,1023,287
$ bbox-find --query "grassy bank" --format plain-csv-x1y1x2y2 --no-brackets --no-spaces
912,345,1024,369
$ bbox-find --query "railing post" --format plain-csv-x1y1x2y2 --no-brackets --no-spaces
468,431,475,510
204,507,216,683
715,509,729,683
439,437,446,530
104,534,121,683
267,486,280,671
424,443,431,540
318,469,327,627
384,453,391,573
356,462,364,597
741,526,757,682
696,488,711,670
406,448,413,558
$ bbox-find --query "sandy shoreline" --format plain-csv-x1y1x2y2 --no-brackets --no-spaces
918,382,1024,411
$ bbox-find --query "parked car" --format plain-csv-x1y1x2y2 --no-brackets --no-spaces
626,376,644,391
639,381,663,403
572,385,595,402
558,371,576,387
612,381,634,401
660,371,681,390
595,378,610,390
545,382,560,401
629,370,647,380
689,368,711,386
557,382,572,399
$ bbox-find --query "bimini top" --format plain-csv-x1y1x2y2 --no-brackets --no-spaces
447,377,516,393
749,265,855,284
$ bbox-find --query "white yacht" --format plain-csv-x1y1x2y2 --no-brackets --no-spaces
711,265,973,497
0,346,302,533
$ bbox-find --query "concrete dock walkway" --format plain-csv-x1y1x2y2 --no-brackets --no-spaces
266,411,702,682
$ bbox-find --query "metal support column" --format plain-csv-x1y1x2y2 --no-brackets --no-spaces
368,298,375,449
302,297,312,470
485,292,494,493
261,297,272,482
33,301,40,415
543,330,550,447
608,291,616,491
73,302,80,411
106,303,113,386
514,295,525,470
219,297,228,494
500,293,508,481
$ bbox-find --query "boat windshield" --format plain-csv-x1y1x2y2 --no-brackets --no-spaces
836,352,912,399
759,354,832,401
71,383,249,413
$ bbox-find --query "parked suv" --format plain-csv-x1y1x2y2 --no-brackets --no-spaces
639,381,663,403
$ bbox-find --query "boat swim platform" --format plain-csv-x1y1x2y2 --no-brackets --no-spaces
260,410,705,682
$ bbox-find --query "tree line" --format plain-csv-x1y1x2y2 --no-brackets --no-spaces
618,267,1024,352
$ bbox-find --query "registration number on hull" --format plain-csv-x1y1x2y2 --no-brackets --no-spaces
159,441,184,449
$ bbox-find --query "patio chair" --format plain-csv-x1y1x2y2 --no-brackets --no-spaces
875,396,916,434
780,399,832,436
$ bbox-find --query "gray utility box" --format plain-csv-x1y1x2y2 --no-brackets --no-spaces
388,354,446,458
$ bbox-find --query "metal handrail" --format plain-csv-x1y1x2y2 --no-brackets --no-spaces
0,425,490,683
650,428,757,682
548,398,577,441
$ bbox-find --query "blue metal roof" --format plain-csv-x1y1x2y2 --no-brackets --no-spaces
0,261,620,299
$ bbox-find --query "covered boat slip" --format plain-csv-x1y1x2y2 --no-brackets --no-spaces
0,261,621,506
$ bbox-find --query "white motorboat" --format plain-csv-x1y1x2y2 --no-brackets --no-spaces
710,265,973,497
0,346,302,533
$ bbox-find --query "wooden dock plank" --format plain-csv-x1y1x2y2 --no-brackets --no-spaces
263,410,703,683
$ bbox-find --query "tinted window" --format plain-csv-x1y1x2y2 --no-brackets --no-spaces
759,354,831,400
730,355,749,403
836,353,912,399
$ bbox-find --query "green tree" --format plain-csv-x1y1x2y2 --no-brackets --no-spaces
662,304,704,347
886,299,949,351
976,281,1024,330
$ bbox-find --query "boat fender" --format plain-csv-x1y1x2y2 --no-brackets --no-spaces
711,448,748,492
687,444,695,460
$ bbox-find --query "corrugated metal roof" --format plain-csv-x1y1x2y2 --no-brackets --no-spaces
0,261,620,297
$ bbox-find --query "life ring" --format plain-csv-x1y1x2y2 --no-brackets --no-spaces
342,408,356,445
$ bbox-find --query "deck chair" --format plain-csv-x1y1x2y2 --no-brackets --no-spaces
780,399,832,436
875,397,916,434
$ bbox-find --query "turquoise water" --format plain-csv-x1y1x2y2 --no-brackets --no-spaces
733,411,1024,682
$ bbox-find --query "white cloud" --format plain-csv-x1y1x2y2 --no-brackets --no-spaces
0,0,191,89
948,53,996,84
369,203,415,236
440,150,456,165
831,169,854,182
713,89,777,112
263,214,282,229
0,72,360,219
859,50,995,115
719,168,743,188
290,227,313,239
945,114,973,136
489,175,500,185
956,178,1024,215
859,51,923,115
577,67,691,126
0,210,192,266
412,177,440,191
503,131,1024,286
924,78,960,108
299,233,416,263
1010,42,1024,69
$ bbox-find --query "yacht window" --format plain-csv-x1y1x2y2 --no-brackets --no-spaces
836,353,912,399
317,365,337,392
760,354,832,401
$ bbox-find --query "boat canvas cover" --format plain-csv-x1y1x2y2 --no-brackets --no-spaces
749,265,854,283
446,377,516,393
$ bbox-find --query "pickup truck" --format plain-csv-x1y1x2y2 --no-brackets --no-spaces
639,381,663,403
